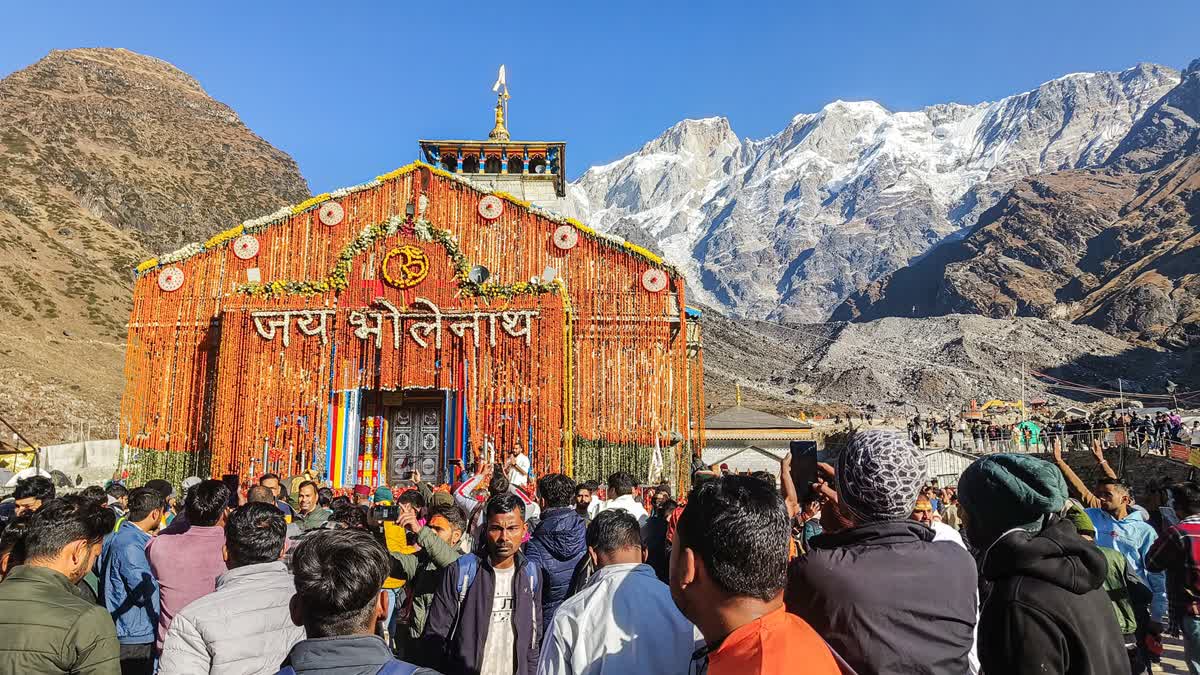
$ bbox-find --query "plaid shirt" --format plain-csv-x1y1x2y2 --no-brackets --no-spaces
1146,515,1200,616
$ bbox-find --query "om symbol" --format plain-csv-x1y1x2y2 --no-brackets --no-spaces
382,245,430,289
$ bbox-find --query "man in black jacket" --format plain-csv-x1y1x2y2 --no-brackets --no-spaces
785,429,978,674
958,453,1127,675
423,493,541,675
524,473,585,634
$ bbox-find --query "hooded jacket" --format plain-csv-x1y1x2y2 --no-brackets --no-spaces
523,506,586,631
978,518,1129,674
280,635,440,675
422,552,542,675
1085,506,1167,622
785,520,977,674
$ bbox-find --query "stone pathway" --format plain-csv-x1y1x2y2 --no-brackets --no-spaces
1159,633,1188,674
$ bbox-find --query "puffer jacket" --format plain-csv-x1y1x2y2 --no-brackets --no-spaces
0,565,120,675
978,518,1128,674
158,561,304,675
786,520,978,675
523,506,586,631
281,635,441,675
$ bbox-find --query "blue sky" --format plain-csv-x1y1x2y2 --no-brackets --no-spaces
3,1,1198,193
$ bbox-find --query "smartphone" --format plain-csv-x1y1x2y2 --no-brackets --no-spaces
790,440,818,502
372,504,399,522
221,474,240,508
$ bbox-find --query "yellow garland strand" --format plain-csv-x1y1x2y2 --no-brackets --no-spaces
133,161,675,277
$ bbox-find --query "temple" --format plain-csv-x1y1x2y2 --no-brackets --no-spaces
118,69,705,490
418,74,568,213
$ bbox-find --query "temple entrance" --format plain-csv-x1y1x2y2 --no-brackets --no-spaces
387,397,443,484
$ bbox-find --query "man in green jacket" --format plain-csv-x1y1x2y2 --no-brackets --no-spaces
388,501,464,660
0,494,119,675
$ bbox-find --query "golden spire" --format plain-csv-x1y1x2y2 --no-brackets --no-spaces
736,383,743,407
488,65,510,142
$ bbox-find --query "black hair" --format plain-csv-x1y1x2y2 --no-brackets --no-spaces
317,487,334,507
23,495,115,561
298,481,319,496
0,515,30,568
428,504,467,533
750,471,777,489
586,509,642,553
225,502,286,566
106,483,129,500
656,499,679,519
677,475,790,602
397,490,425,510
186,480,231,527
258,473,281,485
582,480,600,492
291,529,389,637
484,492,525,520
1097,477,1132,496
79,485,107,502
329,495,352,510
607,471,637,497
329,505,368,530
247,485,275,504
538,474,577,509
1171,482,1200,517
576,483,593,494
127,487,165,522
14,476,55,503
144,479,174,499
488,468,510,496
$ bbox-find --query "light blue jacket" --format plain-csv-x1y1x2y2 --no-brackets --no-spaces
1086,507,1167,622
98,520,160,644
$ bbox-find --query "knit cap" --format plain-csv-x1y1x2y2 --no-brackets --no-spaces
1062,499,1096,538
836,430,928,523
429,491,455,509
373,486,394,504
958,454,1067,534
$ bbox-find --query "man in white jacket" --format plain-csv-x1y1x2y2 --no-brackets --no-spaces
538,509,700,675
595,472,648,527
159,502,305,675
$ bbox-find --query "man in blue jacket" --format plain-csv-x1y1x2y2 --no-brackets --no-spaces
423,493,542,675
98,486,164,675
524,473,586,633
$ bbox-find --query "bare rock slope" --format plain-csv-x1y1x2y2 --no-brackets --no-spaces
0,48,309,443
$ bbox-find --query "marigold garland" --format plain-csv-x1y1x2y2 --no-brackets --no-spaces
132,162,677,279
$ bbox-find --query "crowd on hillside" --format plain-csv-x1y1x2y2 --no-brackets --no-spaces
1,429,1200,675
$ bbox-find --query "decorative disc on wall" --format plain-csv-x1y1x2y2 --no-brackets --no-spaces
318,201,345,226
552,225,579,251
382,245,430,289
641,268,668,293
478,195,504,220
158,266,185,292
232,234,259,260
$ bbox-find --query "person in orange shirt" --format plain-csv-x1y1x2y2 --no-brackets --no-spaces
669,475,841,675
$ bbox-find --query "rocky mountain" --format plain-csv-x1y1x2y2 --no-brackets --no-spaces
0,48,308,444
568,64,1180,320
835,60,1200,349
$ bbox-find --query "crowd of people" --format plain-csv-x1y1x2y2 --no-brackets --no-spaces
2,427,1200,674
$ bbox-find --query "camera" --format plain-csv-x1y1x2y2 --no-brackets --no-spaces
371,504,399,521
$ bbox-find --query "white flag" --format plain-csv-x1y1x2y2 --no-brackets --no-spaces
492,65,507,93
648,433,664,485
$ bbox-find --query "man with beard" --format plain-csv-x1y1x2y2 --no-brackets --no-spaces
423,493,542,675
0,495,118,674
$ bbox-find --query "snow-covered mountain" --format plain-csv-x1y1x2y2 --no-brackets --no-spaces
567,63,1180,320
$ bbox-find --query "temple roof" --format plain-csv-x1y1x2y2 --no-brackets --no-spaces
705,405,812,430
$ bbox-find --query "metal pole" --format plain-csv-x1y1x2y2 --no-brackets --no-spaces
0,412,39,468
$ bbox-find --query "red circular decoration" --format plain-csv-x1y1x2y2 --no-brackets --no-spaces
552,225,579,251
158,266,184,292
318,202,345,226
233,234,259,260
478,195,504,220
641,268,668,293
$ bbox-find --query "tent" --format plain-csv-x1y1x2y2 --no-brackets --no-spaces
1016,420,1043,446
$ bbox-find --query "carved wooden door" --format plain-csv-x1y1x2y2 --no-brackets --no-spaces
389,403,442,484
